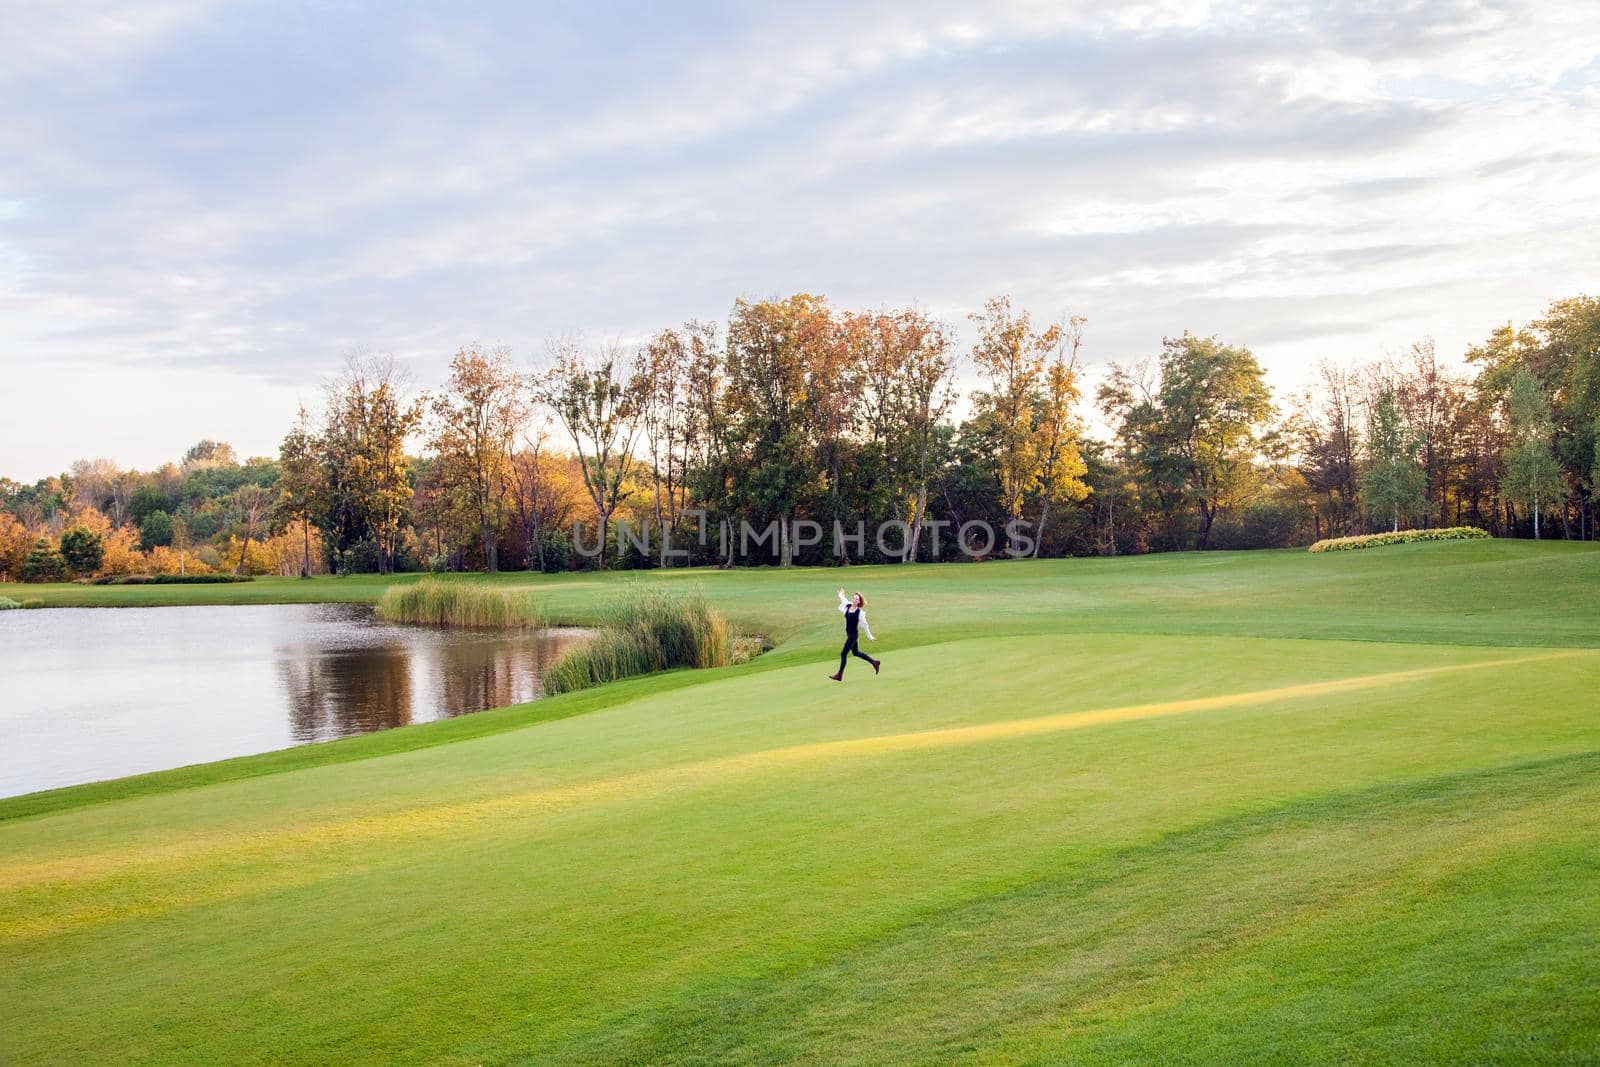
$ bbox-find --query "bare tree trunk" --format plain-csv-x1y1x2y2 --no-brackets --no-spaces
1033,497,1051,558
301,521,311,578
904,482,928,563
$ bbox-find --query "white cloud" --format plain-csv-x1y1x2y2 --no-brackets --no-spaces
0,0,1597,478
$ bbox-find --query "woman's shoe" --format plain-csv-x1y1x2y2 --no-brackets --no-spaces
829,672,843,682
872,660,881,675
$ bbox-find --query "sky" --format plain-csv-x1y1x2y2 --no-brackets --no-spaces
2,0,1598,481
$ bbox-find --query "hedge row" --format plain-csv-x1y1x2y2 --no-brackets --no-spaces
1308,527,1491,553
85,573,257,585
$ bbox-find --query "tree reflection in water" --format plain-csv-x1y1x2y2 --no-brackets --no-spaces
1,603,590,798
276,605,589,743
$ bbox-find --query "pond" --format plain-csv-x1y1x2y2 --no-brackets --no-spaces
0,604,589,799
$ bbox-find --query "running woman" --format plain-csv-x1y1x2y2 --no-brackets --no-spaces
830,589,880,681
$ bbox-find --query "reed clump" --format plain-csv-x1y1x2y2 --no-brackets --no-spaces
544,585,730,694
376,578,542,628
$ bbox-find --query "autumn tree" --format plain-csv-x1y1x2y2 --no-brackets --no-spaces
1294,362,1363,538
1031,314,1089,555
182,440,238,471
508,429,586,571
321,352,424,573
0,511,28,579
534,338,643,569
968,296,1057,551
636,327,694,558
231,484,273,574
429,343,527,572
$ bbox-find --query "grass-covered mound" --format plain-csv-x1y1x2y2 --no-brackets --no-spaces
376,576,542,627
545,585,729,694
1309,526,1490,553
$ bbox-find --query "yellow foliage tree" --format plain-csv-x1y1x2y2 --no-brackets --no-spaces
0,511,30,580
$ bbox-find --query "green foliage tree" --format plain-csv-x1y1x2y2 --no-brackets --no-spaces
276,406,324,578
1099,335,1274,549
1500,366,1566,539
21,538,67,582
1591,411,1600,507
58,526,104,575
127,483,171,525
139,510,175,550
1362,387,1427,533
721,294,835,565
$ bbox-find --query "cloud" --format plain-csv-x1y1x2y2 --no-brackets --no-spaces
1,0,1598,478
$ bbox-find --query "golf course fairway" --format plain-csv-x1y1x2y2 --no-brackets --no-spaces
3,541,1598,1063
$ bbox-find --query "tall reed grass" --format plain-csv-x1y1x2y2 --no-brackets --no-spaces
376,578,543,628
544,585,730,694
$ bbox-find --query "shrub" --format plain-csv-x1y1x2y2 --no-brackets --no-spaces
1308,527,1490,553
376,578,542,628
544,585,730,694
87,573,253,585
0,596,21,610
1209,501,1311,550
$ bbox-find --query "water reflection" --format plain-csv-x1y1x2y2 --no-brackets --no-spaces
274,609,582,741
0,604,588,798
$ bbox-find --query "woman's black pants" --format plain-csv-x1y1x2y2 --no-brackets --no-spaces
839,635,874,674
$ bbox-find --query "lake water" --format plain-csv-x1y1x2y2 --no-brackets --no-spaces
0,604,589,799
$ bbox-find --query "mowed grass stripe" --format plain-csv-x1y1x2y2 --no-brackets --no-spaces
539,752,1600,1065
1,647,1582,944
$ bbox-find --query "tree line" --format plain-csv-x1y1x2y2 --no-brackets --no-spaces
3,292,1595,581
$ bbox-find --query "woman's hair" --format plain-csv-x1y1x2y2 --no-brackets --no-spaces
853,592,866,607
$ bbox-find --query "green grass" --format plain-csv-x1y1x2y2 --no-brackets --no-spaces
2,541,1599,1063
375,576,543,628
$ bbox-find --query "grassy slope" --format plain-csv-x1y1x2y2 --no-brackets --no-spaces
2,541,1598,1063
